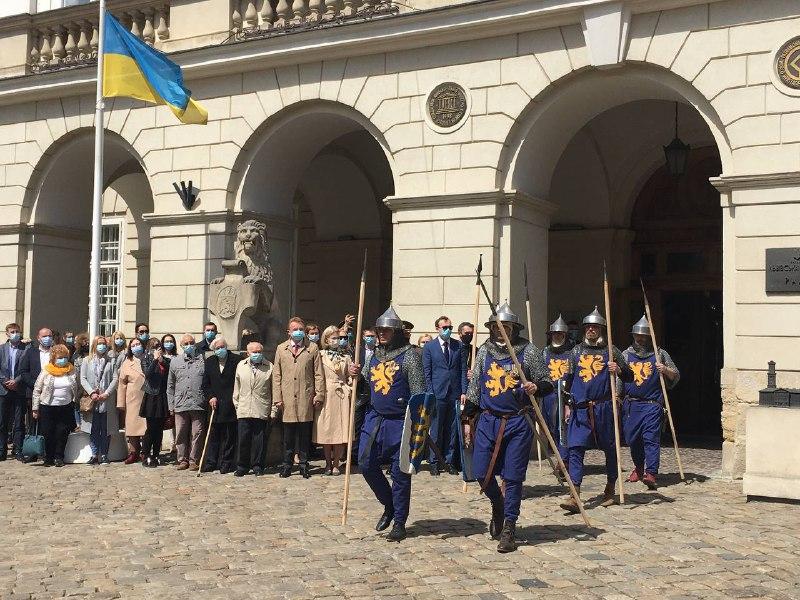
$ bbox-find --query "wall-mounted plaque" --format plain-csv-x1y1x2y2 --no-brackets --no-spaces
766,248,800,292
427,82,468,129
776,37,800,90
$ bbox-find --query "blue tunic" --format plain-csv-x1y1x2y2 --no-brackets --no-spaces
542,347,571,458
622,350,664,473
565,347,616,449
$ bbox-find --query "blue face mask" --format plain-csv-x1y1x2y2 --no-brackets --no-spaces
308,334,320,344
250,352,263,364
440,327,452,340
40,336,53,348
55,357,69,368
138,333,149,342
96,344,108,354
9,332,21,343
65,336,74,344
338,338,348,348
363,335,376,347
163,341,175,351
114,338,125,347
290,330,305,343
204,330,216,341
132,345,144,356
183,345,195,356
214,348,228,360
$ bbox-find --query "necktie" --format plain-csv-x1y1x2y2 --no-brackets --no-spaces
443,341,450,364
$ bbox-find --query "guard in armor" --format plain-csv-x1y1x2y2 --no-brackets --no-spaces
464,302,553,553
622,315,680,489
349,307,426,542
559,307,633,513
542,314,573,471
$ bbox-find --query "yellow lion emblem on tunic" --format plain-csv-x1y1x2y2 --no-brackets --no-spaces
577,354,604,383
485,362,519,397
630,361,654,386
371,360,399,395
548,358,569,382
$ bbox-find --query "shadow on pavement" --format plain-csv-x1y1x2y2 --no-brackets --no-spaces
406,517,487,539
522,483,567,499
515,524,606,546
656,472,710,487
623,491,676,506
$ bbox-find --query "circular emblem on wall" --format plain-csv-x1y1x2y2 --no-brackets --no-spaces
775,37,800,90
427,82,468,129
217,285,238,319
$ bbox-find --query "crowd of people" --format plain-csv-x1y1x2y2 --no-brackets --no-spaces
0,301,679,553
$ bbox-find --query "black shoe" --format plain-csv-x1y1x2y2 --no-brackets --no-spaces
234,469,247,477
279,466,292,478
386,523,406,542
42,460,53,467
23,455,37,464
430,464,440,476
54,459,64,467
375,506,394,531
497,520,517,553
100,455,110,465
151,456,160,467
445,463,458,476
87,456,99,465
219,466,232,475
299,464,310,479
252,467,264,476
201,464,216,473
142,457,151,468
0,455,7,462
489,500,504,540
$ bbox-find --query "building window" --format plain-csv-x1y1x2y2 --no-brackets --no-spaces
99,221,122,337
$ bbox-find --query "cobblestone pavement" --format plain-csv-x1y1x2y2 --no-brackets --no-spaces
1,446,799,600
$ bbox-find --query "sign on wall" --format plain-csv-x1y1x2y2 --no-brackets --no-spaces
766,248,800,292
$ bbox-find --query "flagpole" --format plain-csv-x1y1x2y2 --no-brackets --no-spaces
88,0,106,339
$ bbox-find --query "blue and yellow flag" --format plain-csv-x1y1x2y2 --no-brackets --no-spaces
102,13,207,125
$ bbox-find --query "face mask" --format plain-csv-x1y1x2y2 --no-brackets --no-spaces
81,345,89,353
204,330,216,341
250,352,263,364
290,330,305,343
460,333,473,345
8,332,21,343
439,327,452,340
338,338,348,348
163,342,175,351
183,345,195,356
96,344,108,354
308,334,320,344
363,336,376,347
132,345,144,356
40,336,53,348
215,348,228,360
114,338,125,347
55,357,69,368
65,336,74,344
138,333,149,342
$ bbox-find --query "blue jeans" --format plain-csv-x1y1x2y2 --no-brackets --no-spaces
89,411,109,457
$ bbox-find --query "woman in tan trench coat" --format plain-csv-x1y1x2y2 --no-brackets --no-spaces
117,338,148,464
313,326,352,476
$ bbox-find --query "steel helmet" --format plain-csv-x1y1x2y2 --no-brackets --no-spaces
375,306,403,330
484,301,524,330
549,314,569,333
631,314,650,336
582,306,607,327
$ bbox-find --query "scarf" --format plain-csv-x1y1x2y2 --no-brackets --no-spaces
45,362,74,377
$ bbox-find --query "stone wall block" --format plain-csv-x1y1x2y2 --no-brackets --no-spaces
384,121,424,152
712,85,765,126
395,172,446,197
319,59,347,101
460,141,503,170
394,276,443,304
431,145,460,171
299,62,323,101
276,65,301,106
355,73,398,118
163,120,221,148
471,113,514,143
338,54,386,107
519,27,572,81
394,147,429,176
726,114,781,149
394,221,445,249
729,18,800,56
671,28,729,82
501,55,550,99
372,97,412,133
646,5,708,68
487,84,530,119
694,56,747,100
120,107,157,145
626,12,659,62
220,117,254,148
561,24,589,70
731,143,800,174
244,69,285,117
444,167,497,194
133,128,165,157
172,145,210,171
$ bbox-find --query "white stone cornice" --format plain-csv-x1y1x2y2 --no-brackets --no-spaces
142,209,295,228
384,189,558,215
710,172,800,193
0,223,90,241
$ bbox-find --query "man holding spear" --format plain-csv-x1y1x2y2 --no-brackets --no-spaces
559,307,633,513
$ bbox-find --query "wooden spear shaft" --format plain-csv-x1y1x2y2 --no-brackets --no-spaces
602,262,625,504
480,280,592,527
523,262,543,474
341,251,368,525
640,280,685,480
463,255,482,494
197,408,215,477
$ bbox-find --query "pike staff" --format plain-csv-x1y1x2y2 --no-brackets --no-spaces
341,250,368,525
640,279,685,481
523,262,543,474
478,276,591,527
463,255,483,493
602,262,625,504
196,408,215,477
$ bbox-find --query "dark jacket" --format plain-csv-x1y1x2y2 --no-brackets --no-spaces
18,345,47,399
0,341,27,396
202,352,243,423
422,337,468,402
140,355,170,419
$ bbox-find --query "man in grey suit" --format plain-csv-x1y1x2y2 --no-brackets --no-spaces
0,323,28,461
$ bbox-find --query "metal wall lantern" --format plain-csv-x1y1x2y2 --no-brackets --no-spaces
664,101,690,177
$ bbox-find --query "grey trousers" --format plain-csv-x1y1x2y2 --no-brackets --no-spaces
175,410,205,465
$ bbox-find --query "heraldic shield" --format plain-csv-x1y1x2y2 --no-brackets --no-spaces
456,400,476,482
399,393,437,475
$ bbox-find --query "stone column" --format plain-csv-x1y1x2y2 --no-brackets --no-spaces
0,224,27,329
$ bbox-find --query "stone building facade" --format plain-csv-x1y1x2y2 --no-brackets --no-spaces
1,0,800,476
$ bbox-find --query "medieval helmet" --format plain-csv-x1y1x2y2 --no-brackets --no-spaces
582,306,607,327
376,306,404,330
549,314,569,333
484,301,524,331
402,320,414,332
631,314,650,336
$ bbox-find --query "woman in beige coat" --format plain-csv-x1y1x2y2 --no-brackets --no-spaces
116,338,148,464
313,326,352,476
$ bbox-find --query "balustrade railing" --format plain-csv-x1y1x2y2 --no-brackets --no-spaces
28,1,170,74
229,0,397,42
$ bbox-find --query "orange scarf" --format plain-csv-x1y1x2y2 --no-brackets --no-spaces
45,362,74,377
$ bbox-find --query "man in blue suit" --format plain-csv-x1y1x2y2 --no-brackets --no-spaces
0,323,28,461
422,316,467,476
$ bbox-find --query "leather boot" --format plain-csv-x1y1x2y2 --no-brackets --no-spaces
279,465,292,478
386,522,406,542
375,505,394,531
600,482,618,507
643,472,658,490
559,487,580,514
299,464,311,479
489,499,504,540
496,520,517,553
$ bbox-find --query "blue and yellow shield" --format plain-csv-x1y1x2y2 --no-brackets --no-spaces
399,393,437,475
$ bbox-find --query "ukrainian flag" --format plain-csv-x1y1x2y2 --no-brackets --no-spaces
102,13,207,125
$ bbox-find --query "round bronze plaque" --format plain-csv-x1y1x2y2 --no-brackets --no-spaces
427,83,468,129
776,37,800,90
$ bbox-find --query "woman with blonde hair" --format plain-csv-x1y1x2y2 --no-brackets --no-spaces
117,338,148,464
32,344,79,467
80,336,119,464
313,325,352,476
110,331,128,371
